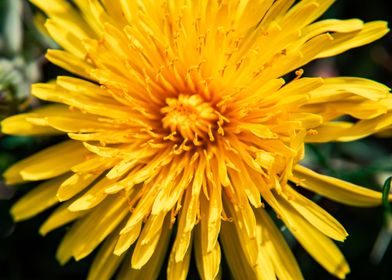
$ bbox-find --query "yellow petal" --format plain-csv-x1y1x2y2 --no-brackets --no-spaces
317,21,389,59
276,196,350,279
194,223,221,280
312,99,388,121
56,195,128,264
293,165,386,207
46,49,93,79
234,0,275,33
56,76,108,98
11,175,67,221
302,19,364,42
237,123,277,139
100,0,128,27
1,104,65,136
114,220,142,256
310,77,390,102
67,176,116,212
222,186,259,266
284,185,348,241
1,114,58,135
281,0,335,32
39,200,86,236
259,0,295,27
45,19,86,58
87,230,126,280
118,0,138,24
255,208,304,280
255,228,277,280
57,172,101,202
30,0,95,39
32,83,132,120
44,115,122,133
220,220,261,280
167,233,193,280
290,112,323,129
119,185,160,234
305,121,352,143
3,141,86,184
336,112,392,141
205,161,223,252
131,211,168,268
72,0,103,35
71,155,116,174
260,33,334,81
171,188,195,262
119,215,171,280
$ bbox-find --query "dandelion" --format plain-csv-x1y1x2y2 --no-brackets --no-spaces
2,0,392,279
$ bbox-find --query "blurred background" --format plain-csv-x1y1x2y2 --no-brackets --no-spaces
1,0,392,279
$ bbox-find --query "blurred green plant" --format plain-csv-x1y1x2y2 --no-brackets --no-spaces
370,177,392,264
0,0,55,120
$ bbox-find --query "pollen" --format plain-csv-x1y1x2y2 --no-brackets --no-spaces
161,94,218,142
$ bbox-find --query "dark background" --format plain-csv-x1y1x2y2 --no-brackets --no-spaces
1,0,392,279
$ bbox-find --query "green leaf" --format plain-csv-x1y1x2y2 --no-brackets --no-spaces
0,0,23,55
382,177,392,217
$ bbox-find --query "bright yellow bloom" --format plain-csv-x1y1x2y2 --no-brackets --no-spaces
2,0,392,279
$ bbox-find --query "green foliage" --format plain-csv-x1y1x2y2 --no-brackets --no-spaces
0,0,56,119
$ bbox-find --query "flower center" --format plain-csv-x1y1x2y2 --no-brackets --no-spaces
161,94,218,141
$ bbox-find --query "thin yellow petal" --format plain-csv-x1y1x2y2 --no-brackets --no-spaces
293,165,386,207
67,177,116,212
57,172,101,202
255,208,304,280
32,83,132,120
336,113,392,141
1,104,65,136
317,21,389,59
194,223,221,280
284,185,348,241
220,220,261,280
119,215,171,280
167,233,193,280
39,200,86,236
3,141,86,184
46,49,93,79
87,230,126,280
222,187,259,266
310,77,390,102
281,0,334,32
114,220,142,256
30,0,95,39
171,188,195,262
56,195,128,264
11,175,67,221
305,122,352,142
45,19,86,58
131,212,167,269
302,19,364,43
276,196,350,279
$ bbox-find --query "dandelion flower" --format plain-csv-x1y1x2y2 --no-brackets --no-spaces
3,0,392,279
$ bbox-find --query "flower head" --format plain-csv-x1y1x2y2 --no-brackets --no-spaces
2,0,392,279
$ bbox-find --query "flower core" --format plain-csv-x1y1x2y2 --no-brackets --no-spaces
161,94,221,143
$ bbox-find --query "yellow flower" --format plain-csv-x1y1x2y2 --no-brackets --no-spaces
2,0,392,279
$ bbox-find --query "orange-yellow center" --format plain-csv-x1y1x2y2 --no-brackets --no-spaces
161,94,218,141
